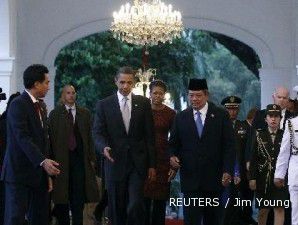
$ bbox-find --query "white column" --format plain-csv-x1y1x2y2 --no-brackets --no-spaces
0,58,14,113
259,68,296,108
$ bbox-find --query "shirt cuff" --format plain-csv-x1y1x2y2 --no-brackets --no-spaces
40,159,46,167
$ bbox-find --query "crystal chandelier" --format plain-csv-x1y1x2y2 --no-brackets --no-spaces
111,0,183,46
133,68,156,97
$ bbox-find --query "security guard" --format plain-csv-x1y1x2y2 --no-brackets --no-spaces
221,96,256,225
275,112,298,225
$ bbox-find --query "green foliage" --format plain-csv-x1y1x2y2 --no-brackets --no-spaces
54,29,260,118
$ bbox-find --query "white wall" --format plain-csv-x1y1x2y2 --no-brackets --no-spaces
0,0,15,113
7,0,298,110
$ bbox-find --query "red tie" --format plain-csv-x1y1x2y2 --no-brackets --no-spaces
34,102,41,116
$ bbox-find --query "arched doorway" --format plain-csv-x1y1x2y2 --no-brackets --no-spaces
42,17,270,111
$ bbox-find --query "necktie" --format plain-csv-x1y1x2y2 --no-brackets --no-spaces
68,108,77,151
270,132,276,143
34,101,43,126
122,96,130,133
195,111,203,137
34,102,41,116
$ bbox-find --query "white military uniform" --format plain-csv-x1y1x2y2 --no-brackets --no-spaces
275,116,298,225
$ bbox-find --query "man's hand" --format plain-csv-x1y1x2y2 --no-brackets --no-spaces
48,177,53,193
168,169,177,182
148,168,156,182
170,156,181,169
221,173,232,187
103,147,114,163
42,159,60,176
249,180,256,190
274,178,285,188
234,176,241,185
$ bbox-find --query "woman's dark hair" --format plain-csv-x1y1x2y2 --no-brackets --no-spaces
23,64,49,89
149,80,167,92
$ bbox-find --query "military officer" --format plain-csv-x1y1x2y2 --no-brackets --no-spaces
221,96,256,225
274,112,298,225
249,104,288,225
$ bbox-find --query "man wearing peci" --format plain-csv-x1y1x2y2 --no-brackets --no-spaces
92,66,156,225
170,78,235,225
1,64,60,225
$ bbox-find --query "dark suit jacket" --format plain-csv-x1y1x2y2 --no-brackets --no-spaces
246,109,294,162
48,104,99,204
234,120,250,179
92,93,155,182
169,102,235,193
249,129,284,194
1,91,49,187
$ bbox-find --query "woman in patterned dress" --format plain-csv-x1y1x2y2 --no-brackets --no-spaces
144,80,176,225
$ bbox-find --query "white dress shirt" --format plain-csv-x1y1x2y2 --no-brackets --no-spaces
117,91,132,115
65,104,76,123
193,102,209,125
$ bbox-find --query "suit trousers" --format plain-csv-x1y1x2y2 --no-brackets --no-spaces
54,149,85,225
289,186,298,225
144,198,166,225
107,166,145,225
183,190,221,225
0,181,4,225
4,176,49,225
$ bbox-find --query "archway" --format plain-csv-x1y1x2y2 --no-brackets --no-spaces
42,17,271,110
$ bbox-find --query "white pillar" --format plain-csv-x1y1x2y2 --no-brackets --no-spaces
0,58,14,113
259,68,296,108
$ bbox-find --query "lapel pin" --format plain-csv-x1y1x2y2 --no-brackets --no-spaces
135,104,138,107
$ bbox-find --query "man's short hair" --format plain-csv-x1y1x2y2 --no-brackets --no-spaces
115,66,135,79
23,64,49,89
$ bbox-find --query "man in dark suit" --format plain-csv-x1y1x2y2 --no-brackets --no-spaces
252,87,294,131
169,79,235,225
1,64,61,225
92,66,156,225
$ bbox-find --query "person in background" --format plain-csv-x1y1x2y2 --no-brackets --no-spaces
249,104,288,225
0,92,20,225
48,85,99,225
220,96,256,225
143,80,176,225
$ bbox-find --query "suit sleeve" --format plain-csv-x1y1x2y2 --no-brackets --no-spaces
86,110,97,163
169,114,181,158
144,98,156,168
274,120,291,179
92,100,109,155
248,132,258,180
221,110,236,176
8,100,45,168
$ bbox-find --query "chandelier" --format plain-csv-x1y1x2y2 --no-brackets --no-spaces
133,68,156,97
111,0,183,46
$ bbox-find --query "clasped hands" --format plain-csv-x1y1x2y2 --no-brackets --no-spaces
170,156,233,187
